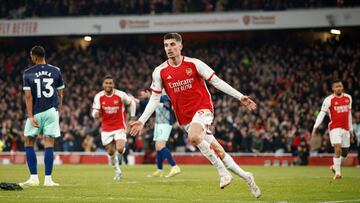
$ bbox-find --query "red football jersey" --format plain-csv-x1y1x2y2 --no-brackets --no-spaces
92,89,132,132
150,56,215,125
321,93,352,131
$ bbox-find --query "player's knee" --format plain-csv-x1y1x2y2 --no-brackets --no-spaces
334,148,342,157
188,123,204,145
25,137,35,147
155,141,166,151
107,149,115,156
341,150,348,158
155,145,164,151
188,134,201,145
117,147,125,154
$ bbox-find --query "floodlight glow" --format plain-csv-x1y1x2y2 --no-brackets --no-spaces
84,36,92,41
330,29,341,35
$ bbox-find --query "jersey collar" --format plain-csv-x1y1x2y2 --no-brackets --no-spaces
167,56,184,68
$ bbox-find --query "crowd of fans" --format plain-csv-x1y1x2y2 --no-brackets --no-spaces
0,36,360,159
1,0,360,19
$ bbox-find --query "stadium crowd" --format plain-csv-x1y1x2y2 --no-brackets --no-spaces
1,0,360,19
0,37,360,159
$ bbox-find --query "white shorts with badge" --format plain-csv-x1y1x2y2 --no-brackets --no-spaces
183,109,216,144
101,129,127,146
329,128,350,148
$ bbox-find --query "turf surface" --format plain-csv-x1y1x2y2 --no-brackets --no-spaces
0,164,360,203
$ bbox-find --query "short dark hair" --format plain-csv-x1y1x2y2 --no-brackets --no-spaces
30,46,45,58
163,33,182,42
103,74,113,81
332,79,342,85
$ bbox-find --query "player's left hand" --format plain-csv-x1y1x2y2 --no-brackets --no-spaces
350,131,355,142
129,121,144,137
310,128,316,141
240,96,257,110
29,117,40,128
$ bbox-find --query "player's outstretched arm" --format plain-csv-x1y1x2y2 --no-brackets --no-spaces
128,96,137,119
209,75,256,110
311,111,326,139
130,92,161,136
312,98,330,139
24,90,39,128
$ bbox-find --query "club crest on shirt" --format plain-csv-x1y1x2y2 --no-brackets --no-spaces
345,99,349,104
114,100,119,105
335,101,338,105
185,68,192,76
102,101,106,105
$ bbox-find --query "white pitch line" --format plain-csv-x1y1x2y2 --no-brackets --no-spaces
319,199,360,203
0,195,269,203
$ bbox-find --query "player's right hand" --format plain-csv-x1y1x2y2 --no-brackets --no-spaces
310,128,316,140
29,117,40,128
240,95,257,110
129,121,144,137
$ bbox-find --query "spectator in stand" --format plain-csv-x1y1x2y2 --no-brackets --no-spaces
1,0,360,19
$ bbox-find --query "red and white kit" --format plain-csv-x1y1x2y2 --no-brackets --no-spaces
316,93,353,147
93,89,134,145
140,56,244,141
150,56,215,126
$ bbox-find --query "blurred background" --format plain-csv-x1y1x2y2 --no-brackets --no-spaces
0,0,359,166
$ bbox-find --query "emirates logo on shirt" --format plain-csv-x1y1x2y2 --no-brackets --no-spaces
334,105,349,113
185,68,193,76
103,106,120,114
168,78,195,93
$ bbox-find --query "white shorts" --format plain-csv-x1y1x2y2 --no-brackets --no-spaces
329,128,350,148
101,129,127,146
183,109,215,143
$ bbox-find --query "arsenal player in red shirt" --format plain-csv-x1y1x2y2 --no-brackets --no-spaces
92,75,136,181
130,33,260,198
312,80,353,180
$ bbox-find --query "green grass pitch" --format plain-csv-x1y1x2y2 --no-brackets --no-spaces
0,164,360,203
